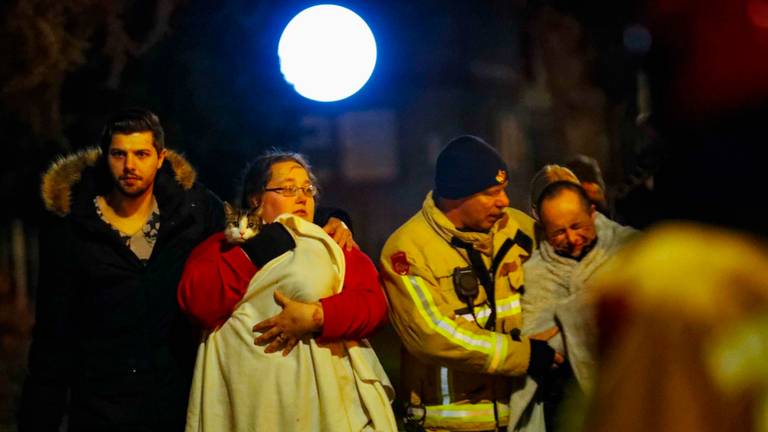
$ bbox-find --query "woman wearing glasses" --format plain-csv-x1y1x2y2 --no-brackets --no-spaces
178,150,396,431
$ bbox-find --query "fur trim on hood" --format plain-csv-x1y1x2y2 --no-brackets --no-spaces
41,147,197,217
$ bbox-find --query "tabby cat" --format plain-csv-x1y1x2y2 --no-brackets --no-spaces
223,202,262,243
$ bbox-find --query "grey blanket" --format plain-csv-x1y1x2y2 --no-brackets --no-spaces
509,213,637,431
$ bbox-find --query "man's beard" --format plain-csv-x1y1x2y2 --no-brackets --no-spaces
114,178,150,198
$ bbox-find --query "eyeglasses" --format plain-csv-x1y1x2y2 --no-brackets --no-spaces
264,184,317,197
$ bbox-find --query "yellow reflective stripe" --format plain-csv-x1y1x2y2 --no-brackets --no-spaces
487,333,503,373
402,276,493,354
480,306,493,327
497,294,521,308
457,305,492,326
497,294,521,318
423,402,509,424
458,296,521,322
475,306,492,320
486,332,509,374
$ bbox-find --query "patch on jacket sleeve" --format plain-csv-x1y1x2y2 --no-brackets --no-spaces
499,261,518,276
390,251,410,275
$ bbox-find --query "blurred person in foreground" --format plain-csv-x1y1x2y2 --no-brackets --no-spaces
508,165,637,432
576,223,768,432
380,135,562,432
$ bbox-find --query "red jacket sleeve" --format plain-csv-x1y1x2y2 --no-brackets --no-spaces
317,247,389,342
178,234,388,338
177,232,258,329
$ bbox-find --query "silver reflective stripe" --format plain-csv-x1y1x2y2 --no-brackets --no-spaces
474,307,493,319
457,305,492,323
497,295,521,318
424,402,509,425
457,297,518,323
439,367,450,405
406,276,493,351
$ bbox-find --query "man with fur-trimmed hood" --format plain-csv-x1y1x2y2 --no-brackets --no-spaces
18,109,224,431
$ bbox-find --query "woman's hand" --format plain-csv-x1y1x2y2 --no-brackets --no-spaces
252,290,324,356
323,217,358,251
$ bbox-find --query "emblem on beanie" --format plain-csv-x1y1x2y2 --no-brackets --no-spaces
495,169,507,184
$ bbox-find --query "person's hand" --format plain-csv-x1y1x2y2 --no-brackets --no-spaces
529,326,564,366
323,217,358,251
529,326,559,342
252,291,324,356
553,352,565,365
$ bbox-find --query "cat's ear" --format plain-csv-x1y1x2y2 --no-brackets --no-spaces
247,205,262,217
223,201,234,217
249,195,260,209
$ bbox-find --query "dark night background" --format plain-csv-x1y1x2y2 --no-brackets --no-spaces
1,0,766,428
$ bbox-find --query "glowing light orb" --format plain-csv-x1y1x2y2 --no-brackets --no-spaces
278,5,377,102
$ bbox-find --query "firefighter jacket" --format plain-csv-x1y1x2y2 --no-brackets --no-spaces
380,192,540,431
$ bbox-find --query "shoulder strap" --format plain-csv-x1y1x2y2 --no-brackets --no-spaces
451,237,497,329
513,229,534,255
491,239,514,277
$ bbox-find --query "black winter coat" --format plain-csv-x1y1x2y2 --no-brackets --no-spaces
19,148,223,432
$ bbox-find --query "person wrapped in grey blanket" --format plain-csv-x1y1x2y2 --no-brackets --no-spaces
509,165,637,432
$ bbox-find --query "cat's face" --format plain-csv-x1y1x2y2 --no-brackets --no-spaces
223,202,262,243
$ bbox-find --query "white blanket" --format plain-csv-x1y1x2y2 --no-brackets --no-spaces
186,214,396,431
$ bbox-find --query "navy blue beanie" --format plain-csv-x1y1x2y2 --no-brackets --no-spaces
435,135,509,199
